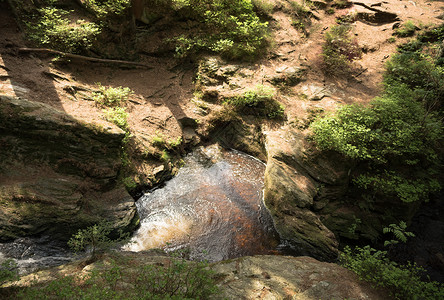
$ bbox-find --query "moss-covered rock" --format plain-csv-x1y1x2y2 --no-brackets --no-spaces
0,96,138,242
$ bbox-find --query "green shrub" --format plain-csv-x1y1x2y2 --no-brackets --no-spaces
252,0,275,16
18,256,218,299
68,222,129,260
26,7,100,53
322,25,362,75
394,21,417,37
93,85,133,107
312,30,444,203
82,0,131,18
103,107,129,129
225,85,285,119
164,0,269,59
384,52,444,113
0,259,18,284
341,245,444,300
311,86,442,202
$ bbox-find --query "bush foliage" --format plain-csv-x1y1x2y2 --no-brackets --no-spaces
312,26,443,203
93,85,133,107
224,85,285,119
17,255,218,299
0,259,18,284
161,0,269,59
322,25,362,75
341,245,444,300
26,7,100,53
68,222,130,260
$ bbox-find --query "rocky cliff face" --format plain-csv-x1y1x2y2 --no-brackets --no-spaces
263,126,420,261
264,128,350,261
0,96,138,242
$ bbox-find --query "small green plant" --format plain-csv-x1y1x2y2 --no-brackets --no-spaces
68,221,129,260
289,1,311,17
0,259,18,284
160,149,172,162
103,107,129,129
252,0,274,16
394,21,417,37
332,0,351,9
152,133,167,148
387,37,396,43
121,176,137,190
292,19,306,31
347,217,361,236
326,7,335,15
18,254,218,299
93,85,133,107
383,221,415,247
82,0,131,18
322,25,362,75
225,85,285,119
168,137,183,149
341,245,444,300
26,7,100,53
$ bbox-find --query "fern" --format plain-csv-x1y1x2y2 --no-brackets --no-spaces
383,221,415,247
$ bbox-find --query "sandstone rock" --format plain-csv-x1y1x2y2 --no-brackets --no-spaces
265,129,350,185
8,253,388,299
0,96,138,242
212,255,388,299
352,1,399,25
263,128,354,260
268,66,307,86
300,84,334,101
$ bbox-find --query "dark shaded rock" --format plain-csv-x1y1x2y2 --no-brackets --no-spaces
263,128,350,261
0,96,138,242
178,116,198,128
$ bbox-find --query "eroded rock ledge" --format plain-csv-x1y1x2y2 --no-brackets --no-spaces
213,255,387,299
0,96,138,242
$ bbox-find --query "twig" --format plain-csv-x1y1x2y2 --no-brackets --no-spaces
354,68,368,78
18,48,153,69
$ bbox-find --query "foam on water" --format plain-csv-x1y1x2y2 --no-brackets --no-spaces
125,145,279,262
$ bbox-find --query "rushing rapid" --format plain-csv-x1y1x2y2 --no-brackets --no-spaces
125,145,279,262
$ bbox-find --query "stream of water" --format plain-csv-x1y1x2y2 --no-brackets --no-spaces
125,145,280,262
0,145,280,274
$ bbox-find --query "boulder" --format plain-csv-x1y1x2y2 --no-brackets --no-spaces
268,66,307,86
0,96,138,242
213,255,388,299
263,128,353,261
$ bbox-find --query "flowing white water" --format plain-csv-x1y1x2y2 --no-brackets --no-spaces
125,145,279,262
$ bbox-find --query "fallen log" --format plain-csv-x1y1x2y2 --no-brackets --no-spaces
18,48,153,69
